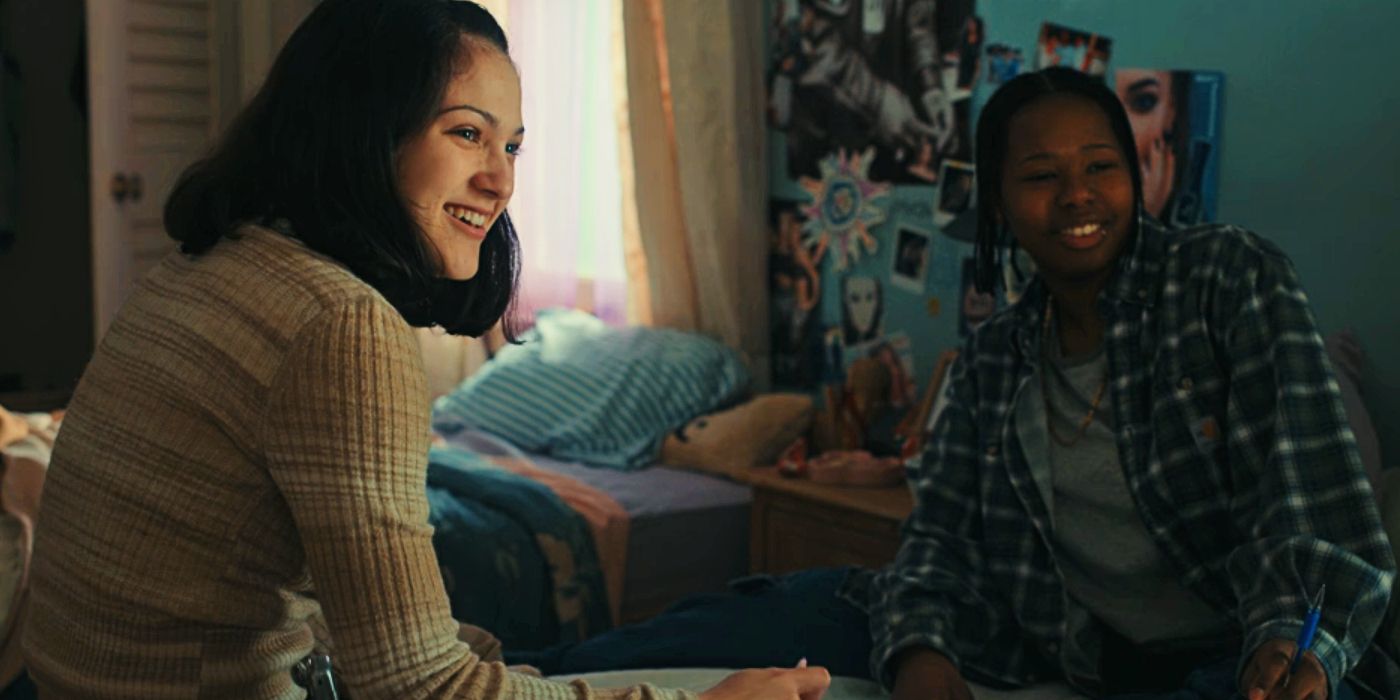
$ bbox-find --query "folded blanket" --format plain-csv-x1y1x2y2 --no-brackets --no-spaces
426,446,613,650
436,429,630,627
482,455,629,627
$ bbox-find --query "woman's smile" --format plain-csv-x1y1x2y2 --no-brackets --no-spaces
1055,221,1109,250
443,203,490,240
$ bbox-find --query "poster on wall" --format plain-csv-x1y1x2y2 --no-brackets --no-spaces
839,274,884,346
890,224,933,293
843,330,919,409
934,160,975,228
1114,69,1224,227
1035,22,1112,77
766,0,980,185
799,147,892,271
986,42,1025,84
769,199,829,389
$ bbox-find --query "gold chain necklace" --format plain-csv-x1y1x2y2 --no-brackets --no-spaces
1041,298,1108,448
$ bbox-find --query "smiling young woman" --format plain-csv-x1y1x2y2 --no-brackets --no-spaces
871,67,1396,700
17,2,830,699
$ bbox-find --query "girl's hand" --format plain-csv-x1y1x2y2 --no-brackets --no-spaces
892,648,973,700
697,666,830,700
1240,639,1329,700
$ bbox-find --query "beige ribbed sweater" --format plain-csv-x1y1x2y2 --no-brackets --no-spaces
23,226,694,700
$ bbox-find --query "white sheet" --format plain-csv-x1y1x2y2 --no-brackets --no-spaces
552,668,1087,699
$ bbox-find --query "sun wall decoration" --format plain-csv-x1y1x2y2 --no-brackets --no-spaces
798,147,891,271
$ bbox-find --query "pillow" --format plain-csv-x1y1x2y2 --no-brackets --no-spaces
660,393,813,479
0,408,57,688
433,309,750,470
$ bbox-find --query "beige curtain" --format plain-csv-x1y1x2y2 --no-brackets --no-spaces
616,0,771,387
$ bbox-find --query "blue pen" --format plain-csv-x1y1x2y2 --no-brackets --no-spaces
1286,584,1326,678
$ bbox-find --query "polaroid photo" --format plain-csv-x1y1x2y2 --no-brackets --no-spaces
934,160,975,228
889,225,933,294
1036,22,1113,77
986,43,1025,84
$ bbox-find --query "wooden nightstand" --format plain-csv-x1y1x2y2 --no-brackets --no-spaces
744,466,914,575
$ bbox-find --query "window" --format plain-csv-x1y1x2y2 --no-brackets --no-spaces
501,0,630,326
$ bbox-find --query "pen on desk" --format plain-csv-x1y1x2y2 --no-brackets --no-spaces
1286,584,1326,680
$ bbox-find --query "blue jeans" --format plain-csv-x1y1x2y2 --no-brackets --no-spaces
506,568,1364,700
0,672,35,700
507,567,873,678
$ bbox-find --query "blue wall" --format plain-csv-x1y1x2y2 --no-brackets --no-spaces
769,1,1400,464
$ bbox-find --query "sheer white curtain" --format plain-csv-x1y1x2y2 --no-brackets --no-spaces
507,0,629,326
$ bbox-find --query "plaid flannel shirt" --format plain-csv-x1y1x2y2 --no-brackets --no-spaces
867,220,1397,697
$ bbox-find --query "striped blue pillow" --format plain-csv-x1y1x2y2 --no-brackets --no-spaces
432,309,751,470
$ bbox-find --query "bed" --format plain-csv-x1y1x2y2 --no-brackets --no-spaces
437,428,753,627
422,308,814,649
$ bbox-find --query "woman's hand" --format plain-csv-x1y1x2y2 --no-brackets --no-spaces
892,648,973,700
1140,135,1176,220
1239,638,1329,700
697,666,831,700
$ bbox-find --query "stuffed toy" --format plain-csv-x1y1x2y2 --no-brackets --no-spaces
660,393,814,478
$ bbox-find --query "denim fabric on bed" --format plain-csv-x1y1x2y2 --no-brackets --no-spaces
432,308,750,470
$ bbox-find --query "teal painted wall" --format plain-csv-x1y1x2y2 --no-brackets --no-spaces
767,1,1400,464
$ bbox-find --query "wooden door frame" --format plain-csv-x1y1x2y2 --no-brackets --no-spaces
84,0,128,342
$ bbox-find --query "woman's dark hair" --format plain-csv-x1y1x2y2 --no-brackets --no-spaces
972,66,1143,293
164,0,518,337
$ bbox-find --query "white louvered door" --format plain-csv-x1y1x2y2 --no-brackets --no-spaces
87,0,217,341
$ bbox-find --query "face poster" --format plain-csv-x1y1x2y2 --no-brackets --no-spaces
1114,69,1224,227
767,0,980,184
840,274,884,346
